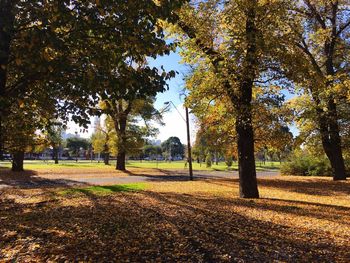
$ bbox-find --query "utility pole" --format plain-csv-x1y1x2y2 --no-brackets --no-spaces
185,106,193,181
164,101,194,180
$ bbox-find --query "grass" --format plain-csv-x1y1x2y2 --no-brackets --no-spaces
0,160,281,171
0,176,349,261
59,183,146,196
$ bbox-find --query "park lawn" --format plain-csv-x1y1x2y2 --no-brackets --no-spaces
0,160,114,170
0,160,281,171
127,160,281,171
0,176,349,262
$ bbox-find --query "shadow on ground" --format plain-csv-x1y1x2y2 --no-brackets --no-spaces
0,188,349,262
0,168,87,188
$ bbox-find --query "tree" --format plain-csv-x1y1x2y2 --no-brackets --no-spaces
91,117,115,165
45,122,63,164
161,137,185,160
279,1,350,180
0,1,100,166
65,0,185,171
143,144,162,159
173,0,289,197
66,137,90,162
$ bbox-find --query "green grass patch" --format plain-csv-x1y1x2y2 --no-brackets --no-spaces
59,183,146,196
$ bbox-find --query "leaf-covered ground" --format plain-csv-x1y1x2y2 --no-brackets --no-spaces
1,176,349,262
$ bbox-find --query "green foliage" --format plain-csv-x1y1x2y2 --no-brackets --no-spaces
161,137,185,159
143,144,162,158
281,152,332,176
66,137,90,154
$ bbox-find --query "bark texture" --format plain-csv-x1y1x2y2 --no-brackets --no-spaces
12,151,24,172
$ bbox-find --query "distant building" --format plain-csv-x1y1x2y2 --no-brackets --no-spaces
92,116,101,133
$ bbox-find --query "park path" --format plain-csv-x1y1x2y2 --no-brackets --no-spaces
0,169,279,189
77,169,279,184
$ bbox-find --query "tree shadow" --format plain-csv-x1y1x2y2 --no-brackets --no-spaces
0,168,88,189
1,189,349,262
258,178,350,196
123,168,231,182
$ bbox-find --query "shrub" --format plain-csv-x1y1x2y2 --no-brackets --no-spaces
281,153,332,176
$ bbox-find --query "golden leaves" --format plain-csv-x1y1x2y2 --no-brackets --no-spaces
0,175,349,261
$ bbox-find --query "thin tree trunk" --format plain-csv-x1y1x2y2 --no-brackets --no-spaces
116,116,127,171
12,151,24,172
0,116,3,160
53,147,59,164
104,152,110,165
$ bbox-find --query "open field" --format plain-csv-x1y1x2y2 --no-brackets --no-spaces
0,160,281,171
1,173,349,262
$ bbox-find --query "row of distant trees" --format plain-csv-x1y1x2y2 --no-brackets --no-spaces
36,134,187,165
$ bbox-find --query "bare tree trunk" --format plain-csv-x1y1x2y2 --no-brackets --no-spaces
317,100,346,180
116,116,127,171
116,151,126,171
12,151,24,172
233,0,259,198
235,103,259,198
53,147,59,164
104,152,110,165
0,2,15,160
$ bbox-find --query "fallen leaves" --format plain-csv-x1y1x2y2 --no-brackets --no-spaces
0,176,349,262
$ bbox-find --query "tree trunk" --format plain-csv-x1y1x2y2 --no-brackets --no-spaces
235,104,259,198
12,151,24,172
317,100,346,180
104,152,110,165
232,0,259,198
116,151,126,171
0,2,15,159
53,147,59,164
0,1,14,97
116,116,127,171
319,19,347,180
0,116,3,160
